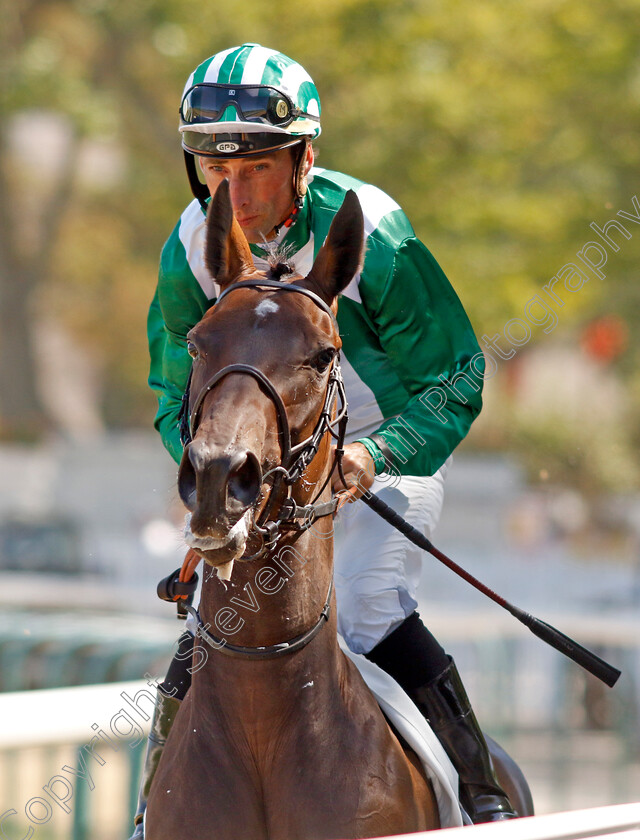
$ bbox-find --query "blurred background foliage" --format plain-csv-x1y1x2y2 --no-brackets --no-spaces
1,0,639,493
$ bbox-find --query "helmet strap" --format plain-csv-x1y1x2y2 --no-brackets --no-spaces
272,196,304,237
271,138,310,237
184,151,210,212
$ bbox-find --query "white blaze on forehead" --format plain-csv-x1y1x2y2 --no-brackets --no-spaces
255,298,279,318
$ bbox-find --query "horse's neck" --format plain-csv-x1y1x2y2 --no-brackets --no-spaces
192,523,345,727
199,521,334,644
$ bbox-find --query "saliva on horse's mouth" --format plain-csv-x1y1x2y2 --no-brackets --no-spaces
184,510,253,579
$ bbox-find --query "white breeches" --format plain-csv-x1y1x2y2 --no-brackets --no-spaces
333,458,450,655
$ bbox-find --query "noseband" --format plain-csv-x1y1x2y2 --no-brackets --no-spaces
179,278,349,548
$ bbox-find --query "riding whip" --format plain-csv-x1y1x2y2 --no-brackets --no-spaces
360,489,621,688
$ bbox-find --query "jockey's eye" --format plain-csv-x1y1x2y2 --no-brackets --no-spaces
187,341,199,359
310,348,336,373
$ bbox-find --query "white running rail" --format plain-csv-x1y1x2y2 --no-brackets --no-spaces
0,680,153,748
374,803,640,840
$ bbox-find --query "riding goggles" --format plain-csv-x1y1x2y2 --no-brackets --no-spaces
180,84,320,131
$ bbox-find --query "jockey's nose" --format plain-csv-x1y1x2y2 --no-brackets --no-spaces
227,173,251,211
178,439,262,527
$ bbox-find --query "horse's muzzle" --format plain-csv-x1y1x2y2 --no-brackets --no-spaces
178,439,263,537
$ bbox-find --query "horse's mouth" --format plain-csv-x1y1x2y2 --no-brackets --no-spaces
184,511,252,578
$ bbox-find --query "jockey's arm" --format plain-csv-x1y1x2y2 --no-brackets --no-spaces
352,236,484,479
148,219,211,465
148,289,191,464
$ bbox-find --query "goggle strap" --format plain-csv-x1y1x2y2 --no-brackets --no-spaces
184,151,210,211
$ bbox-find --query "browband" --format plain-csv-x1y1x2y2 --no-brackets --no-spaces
214,279,337,328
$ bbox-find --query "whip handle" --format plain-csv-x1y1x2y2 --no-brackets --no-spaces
508,607,620,687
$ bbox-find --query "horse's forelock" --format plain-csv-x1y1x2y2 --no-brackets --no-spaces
259,241,296,282
267,262,295,281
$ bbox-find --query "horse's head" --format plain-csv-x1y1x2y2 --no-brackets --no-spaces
178,180,364,573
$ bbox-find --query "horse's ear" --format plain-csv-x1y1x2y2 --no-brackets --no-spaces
305,190,364,304
204,179,254,290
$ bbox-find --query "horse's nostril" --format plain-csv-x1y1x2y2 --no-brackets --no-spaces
228,451,262,508
178,443,261,518
178,445,198,511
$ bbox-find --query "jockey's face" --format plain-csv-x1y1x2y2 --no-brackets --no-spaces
199,144,312,243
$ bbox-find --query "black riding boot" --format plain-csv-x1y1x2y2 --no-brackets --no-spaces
365,612,517,824
128,689,182,839
411,657,517,823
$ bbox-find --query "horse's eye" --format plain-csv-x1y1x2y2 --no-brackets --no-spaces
187,341,198,359
311,348,336,373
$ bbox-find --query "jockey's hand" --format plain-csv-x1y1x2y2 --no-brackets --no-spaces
331,442,375,506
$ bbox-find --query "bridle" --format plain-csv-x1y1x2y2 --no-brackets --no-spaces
178,277,349,659
180,277,349,546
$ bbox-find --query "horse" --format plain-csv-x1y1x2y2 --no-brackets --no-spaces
145,180,532,839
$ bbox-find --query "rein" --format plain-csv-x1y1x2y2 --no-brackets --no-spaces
177,278,348,659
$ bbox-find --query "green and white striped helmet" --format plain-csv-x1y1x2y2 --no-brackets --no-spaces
179,43,321,158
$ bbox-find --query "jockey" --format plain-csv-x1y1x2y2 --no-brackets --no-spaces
132,43,517,838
